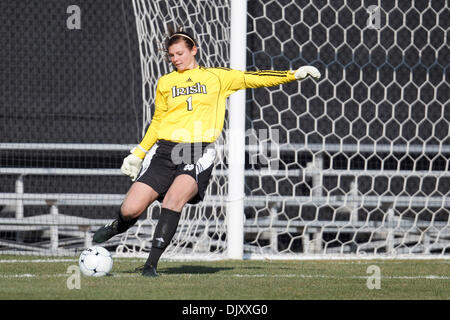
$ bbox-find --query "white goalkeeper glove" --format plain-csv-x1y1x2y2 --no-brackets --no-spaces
120,148,144,181
294,66,321,80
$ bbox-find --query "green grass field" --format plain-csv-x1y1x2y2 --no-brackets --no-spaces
0,255,448,300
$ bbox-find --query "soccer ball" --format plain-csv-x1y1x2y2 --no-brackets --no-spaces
78,246,113,277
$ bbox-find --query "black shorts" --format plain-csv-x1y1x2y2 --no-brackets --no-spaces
136,140,216,204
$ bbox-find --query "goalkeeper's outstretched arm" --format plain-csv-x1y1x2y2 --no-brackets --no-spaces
220,65,321,95
244,66,321,88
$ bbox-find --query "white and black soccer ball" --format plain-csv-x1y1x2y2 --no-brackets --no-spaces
78,246,113,277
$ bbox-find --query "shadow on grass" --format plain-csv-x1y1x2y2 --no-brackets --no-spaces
161,265,234,275
119,264,234,275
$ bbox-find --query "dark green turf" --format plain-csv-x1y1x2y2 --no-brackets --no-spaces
0,256,448,300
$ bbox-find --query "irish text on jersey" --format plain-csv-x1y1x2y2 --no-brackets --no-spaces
172,82,207,98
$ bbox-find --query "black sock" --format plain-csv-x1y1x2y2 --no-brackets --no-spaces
117,210,138,233
145,247,165,269
145,208,181,269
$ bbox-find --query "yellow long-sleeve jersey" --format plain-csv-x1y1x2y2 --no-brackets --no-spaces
133,66,297,159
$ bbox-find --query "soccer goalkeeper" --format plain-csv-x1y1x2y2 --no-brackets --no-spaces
93,27,321,277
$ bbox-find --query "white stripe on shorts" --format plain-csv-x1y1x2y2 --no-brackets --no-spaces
195,148,216,175
137,144,159,180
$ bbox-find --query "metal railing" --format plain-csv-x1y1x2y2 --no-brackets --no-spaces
1,143,448,256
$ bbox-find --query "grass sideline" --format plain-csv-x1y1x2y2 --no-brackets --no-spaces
0,255,448,300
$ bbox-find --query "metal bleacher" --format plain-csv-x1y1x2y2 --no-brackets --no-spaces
0,144,132,255
1,142,449,256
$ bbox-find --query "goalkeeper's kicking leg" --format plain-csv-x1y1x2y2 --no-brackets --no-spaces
93,182,159,243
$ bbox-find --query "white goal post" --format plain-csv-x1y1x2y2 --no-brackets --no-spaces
226,0,248,260
119,0,449,260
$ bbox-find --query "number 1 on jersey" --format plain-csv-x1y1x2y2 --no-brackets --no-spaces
186,96,193,111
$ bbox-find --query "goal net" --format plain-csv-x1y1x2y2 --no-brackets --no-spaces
117,0,231,259
120,0,449,259
238,0,450,258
